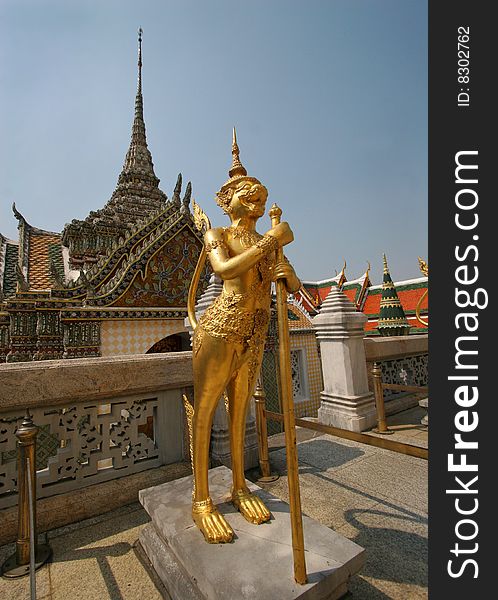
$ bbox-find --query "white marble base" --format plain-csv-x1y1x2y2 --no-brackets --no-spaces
318,391,377,432
139,466,365,600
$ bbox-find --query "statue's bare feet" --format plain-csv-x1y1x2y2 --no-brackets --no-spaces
232,488,271,524
192,498,234,543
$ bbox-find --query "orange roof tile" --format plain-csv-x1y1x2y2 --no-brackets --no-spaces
288,304,313,329
28,233,62,289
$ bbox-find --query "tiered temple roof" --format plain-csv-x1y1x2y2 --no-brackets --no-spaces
363,276,428,334
0,30,198,299
61,29,170,269
376,254,411,336
0,31,208,363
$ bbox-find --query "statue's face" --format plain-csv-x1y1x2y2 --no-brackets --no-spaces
230,180,268,218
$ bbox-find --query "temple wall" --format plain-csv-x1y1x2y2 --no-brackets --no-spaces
100,318,187,356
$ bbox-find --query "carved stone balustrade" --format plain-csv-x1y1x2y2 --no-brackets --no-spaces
364,334,428,413
0,352,193,510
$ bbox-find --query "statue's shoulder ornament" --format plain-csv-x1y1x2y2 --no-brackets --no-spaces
204,227,227,254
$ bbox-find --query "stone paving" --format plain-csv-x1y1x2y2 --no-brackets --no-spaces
0,410,427,600
260,418,428,598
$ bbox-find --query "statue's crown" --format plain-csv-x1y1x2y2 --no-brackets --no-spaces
216,128,263,213
220,127,261,191
229,127,247,179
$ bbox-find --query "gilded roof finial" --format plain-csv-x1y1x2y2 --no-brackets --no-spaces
418,256,428,277
336,260,347,290
229,127,247,178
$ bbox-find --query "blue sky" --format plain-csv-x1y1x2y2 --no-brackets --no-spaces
0,0,427,283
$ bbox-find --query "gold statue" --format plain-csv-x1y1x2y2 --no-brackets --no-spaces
186,129,300,543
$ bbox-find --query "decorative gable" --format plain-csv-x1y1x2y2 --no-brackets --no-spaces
112,226,208,308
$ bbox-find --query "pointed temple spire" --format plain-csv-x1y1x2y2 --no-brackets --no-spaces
171,173,182,206
377,253,411,336
62,28,172,268
137,27,143,93
181,181,192,214
120,27,158,181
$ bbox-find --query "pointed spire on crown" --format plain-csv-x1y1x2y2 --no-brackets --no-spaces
132,27,145,134
217,127,263,208
229,127,248,178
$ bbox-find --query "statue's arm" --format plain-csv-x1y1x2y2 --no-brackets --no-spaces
204,228,279,280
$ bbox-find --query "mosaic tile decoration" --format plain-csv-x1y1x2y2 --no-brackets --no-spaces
287,304,312,329
28,232,63,290
261,330,323,434
100,319,187,356
290,332,323,418
2,241,19,298
261,349,283,436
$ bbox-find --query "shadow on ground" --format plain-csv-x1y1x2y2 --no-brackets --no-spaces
252,433,428,598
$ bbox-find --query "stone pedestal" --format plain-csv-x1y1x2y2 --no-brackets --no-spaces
185,274,259,469
139,466,365,600
313,288,377,432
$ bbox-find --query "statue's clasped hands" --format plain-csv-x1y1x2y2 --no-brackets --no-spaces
265,221,294,247
265,222,300,293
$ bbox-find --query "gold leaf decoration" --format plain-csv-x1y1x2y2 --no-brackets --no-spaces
192,199,211,234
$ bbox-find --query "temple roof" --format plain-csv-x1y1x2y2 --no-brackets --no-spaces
61,30,169,266
0,31,198,302
297,258,428,336
363,279,428,313
27,230,64,290
4,205,66,294
301,262,372,309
